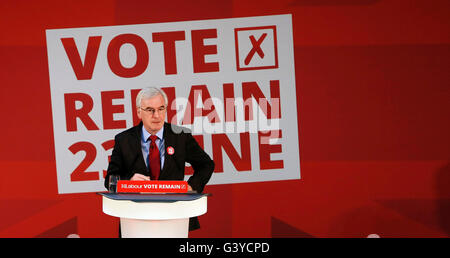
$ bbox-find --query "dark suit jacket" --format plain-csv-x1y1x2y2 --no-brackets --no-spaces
104,122,214,231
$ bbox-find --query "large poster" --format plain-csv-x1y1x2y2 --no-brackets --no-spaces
46,14,299,194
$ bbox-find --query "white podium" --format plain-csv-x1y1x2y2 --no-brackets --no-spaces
100,193,208,238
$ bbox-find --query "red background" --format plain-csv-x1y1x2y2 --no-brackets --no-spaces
0,0,449,237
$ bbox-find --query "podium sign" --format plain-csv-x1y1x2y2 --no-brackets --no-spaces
116,181,188,193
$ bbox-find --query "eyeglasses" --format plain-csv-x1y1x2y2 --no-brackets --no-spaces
140,106,166,115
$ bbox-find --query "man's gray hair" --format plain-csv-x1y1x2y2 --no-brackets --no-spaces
136,87,168,108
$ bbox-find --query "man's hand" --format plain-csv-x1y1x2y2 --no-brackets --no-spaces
130,173,150,181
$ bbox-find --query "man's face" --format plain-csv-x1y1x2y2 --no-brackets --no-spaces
137,94,166,134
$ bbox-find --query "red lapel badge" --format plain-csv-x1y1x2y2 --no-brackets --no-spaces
167,146,175,155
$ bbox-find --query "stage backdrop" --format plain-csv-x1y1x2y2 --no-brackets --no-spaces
46,14,300,194
0,0,449,237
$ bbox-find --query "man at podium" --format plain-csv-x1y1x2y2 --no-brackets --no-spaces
104,87,215,231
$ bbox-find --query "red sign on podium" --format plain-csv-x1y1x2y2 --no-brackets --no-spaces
117,181,188,193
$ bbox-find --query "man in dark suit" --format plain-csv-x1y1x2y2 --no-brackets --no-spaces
104,87,215,232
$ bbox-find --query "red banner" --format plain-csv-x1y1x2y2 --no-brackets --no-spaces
116,180,188,193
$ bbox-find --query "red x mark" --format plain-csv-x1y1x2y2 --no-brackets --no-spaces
244,33,267,65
